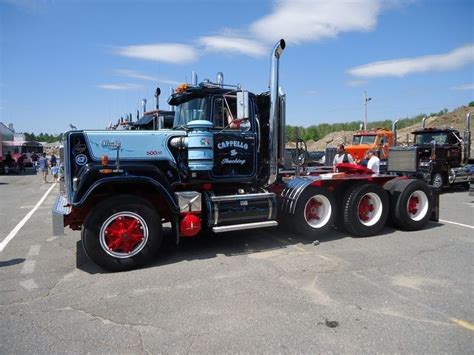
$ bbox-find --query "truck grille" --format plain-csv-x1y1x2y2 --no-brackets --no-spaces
388,147,417,173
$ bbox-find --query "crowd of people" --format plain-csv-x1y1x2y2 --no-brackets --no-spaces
2,151,60,183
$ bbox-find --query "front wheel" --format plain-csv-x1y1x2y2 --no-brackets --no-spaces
82,195,162,272
342,183,389,237
431,172,444,190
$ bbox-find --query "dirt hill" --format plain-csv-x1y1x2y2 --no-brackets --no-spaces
291,106,473,155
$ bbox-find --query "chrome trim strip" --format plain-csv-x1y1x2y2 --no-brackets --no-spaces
212,221,278,233
210,192,275,202
268,197,272,220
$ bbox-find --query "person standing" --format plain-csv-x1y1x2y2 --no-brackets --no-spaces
50,154,57,167
366,150,380,174
17,154,25,173
332,144,354,172
31,152,39,173
38,153,49,183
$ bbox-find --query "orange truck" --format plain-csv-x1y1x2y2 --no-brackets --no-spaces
345,122,398,173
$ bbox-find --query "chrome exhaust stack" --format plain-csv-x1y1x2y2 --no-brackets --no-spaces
216,72,224,88
421,116,427,128
392,119,399,146
268,39,286,185
191,71,198,86
141,98,147,115
464,112,471,163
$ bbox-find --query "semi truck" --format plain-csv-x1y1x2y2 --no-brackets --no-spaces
388,113,471,189
345,125,398,173
53,40,439,271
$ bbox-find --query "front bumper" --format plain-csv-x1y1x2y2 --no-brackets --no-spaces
52,194,71,236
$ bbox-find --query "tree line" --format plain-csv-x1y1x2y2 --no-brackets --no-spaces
285,108,449,143
23,132,63,143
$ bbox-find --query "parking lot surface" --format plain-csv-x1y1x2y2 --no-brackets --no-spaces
1,173,473,353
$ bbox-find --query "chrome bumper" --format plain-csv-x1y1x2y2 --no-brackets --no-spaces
52,194,71,236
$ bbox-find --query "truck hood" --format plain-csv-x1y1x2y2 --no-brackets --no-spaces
345,144,374,161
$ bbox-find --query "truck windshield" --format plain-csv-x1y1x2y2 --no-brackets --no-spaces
415,133,448,145
173,97,208,127
352,135,376,145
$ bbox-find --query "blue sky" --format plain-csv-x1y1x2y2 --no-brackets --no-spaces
1,0,473,134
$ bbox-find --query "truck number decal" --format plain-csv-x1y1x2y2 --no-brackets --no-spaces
146,150,162,156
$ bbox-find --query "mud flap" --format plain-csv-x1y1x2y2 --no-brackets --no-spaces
430,187,439,222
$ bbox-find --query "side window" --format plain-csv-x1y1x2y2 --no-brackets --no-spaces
213,95,239,130
448,133,458,145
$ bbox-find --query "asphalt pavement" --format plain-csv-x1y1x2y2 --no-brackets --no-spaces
1,172,473,353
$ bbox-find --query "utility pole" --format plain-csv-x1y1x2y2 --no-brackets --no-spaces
364,91,372,130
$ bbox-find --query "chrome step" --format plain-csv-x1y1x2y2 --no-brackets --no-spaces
212,220,278,233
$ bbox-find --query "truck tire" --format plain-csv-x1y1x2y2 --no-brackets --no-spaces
431,172,444,190
392,179,433,231
292,186,336,236
343,183,389,237
82,195,162,272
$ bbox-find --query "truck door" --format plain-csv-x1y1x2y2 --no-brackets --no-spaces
211,94,257,179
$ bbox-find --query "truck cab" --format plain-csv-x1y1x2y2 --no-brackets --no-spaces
346,129,394,172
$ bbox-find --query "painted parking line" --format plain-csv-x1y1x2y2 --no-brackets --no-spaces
439,219,474,230
27,245,41,257
19,279,38,290
450,318,474,332
20,260,36,274
0,183,56,252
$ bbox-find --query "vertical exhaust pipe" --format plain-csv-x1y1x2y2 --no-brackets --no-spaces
421,116,427,128
191,71,198,86
142,98,147,115
216,72,224,87
169,87,175,111
464,112,471,163
392,119,399,146
268,39,286,185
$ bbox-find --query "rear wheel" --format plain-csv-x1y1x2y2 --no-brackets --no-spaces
82,195,162,272
343,183,389,237
292,186,336,236
392,179,433,230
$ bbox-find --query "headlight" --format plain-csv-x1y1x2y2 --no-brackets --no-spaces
419,161,430,167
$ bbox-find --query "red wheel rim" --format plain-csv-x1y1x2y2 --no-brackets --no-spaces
305,198,322,222
408,195,419,215
358,195,374,222
99,212,148,258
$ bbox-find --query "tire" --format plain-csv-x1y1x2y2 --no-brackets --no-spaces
431,172,444,190
292,186,336,236
342,183,389,237
82,194,162,272
391,179,433,231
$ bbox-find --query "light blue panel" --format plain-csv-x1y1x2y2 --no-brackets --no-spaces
84,130,185,162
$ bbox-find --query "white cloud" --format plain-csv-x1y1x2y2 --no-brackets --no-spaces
114,69,181,86
115,43,198,64
346,79,367,87
198,35,267,57
250,0,381,44
348,44,474,78
114,69,156,81
98,83,144,91
450,83,474,91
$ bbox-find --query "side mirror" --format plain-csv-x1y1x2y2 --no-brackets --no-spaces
236,90,249,120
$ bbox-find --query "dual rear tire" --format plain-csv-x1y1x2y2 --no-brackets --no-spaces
291,178,433,238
